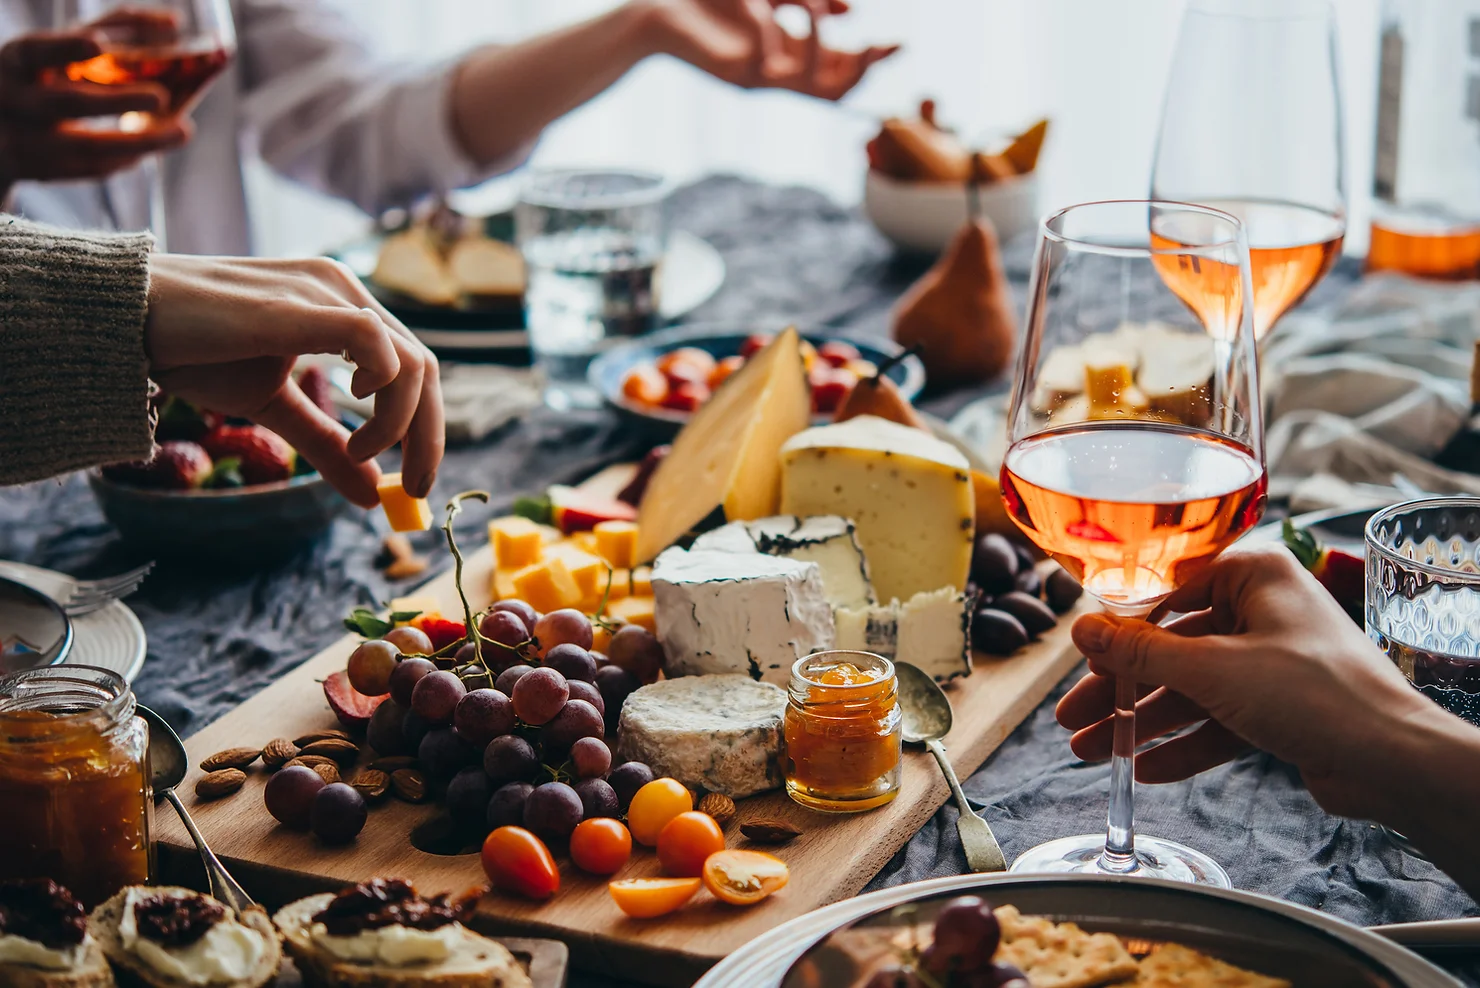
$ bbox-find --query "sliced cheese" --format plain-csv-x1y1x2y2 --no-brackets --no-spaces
779,416,974,604
636,327,810,562
371,230,459,307
447,236,524,297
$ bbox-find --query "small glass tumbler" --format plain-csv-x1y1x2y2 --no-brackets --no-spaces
783,650,902,813
515,170,669,411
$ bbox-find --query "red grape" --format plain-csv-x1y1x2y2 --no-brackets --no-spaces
567,680,605,716
542,699,603,752
595,664,641,735
511,667,569,726
446,768,492,828
486,781,532,830
493,664,534,696
532,609,592,656
454,689,515,746
572,778,617,820
480,610,530,649
606,625,663,683
411,670,466,724
265,765,325,829
544,643,597,683
347,640,399,696
366,699,409,755
929,897,1000,973
383,626,434,655
454,642,479,666
523,782,583,842
483,734,539,785
418,727,478,782
310,783,367,843
402,708,432,749
491,599,538,629
570,736,611,779
388,656,437,706
606,762,654,812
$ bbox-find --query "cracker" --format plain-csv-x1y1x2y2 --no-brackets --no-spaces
993,905,1141,988
1133,943,1289,988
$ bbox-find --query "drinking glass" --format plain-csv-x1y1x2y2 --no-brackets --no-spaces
55,0,236,249
1151,0,1345,339
1000,200,1267,887
516,170,669,411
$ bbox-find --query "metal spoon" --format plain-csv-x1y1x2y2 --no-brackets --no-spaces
139,705,255,913
896,662,1007,872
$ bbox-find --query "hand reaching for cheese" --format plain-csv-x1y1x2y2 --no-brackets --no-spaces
144,254,444,508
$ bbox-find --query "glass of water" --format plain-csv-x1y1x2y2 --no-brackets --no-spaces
516,170,669,410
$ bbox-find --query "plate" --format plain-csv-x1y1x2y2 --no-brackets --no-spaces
588,324,926,436
335,230,727,355
0,576,72,673
696,874,1455,988
0,561,146,683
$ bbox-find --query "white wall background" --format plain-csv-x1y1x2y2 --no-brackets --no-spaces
246,0,1383,258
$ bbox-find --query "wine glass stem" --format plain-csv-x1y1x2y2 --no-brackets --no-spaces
1099,672,1139,872
147,154,168,251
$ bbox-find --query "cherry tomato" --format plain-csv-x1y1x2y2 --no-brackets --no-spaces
626,777,693,846
608,877,702,918
657,811,726,877
656,347,716,378
570,818,632,876
481,826,559,900
707,354,746,391
810,367,857,415
701,849,789,906
622,365,668,406
817,341,862,368
660,381,710,413
739,333,774,359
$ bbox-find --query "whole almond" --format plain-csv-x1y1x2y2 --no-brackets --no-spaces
391,769,427,803
698,793,737,826
385,556,429,580
300,738,359,763
350,769,390,802
740,820,801,844
293,755,338,770
311,762,341,785
293,729,353,748
195,769,246,800
262,738,299,768
199,747,261,772
367,755,417,773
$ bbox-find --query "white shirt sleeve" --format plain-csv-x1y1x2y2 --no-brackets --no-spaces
232,0,533,214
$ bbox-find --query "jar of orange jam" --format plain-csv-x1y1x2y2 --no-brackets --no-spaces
783,650,902,812
0,667,151,907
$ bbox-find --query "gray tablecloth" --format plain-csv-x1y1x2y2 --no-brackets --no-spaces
1,176,1475,986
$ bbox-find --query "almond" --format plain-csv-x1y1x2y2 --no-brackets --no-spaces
195,769,246,800
299,738,359,763
391,768,427,803
293,729,353,748
740,820,801,844
199,747,261,772
262,738,299,768
698,793,736,826
385,556,430,580
350,769,390,802
292,755,338,770
311,762,341,785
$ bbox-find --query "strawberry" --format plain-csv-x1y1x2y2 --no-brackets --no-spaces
102,441,212,490
414,616,467,652
154,395,223,442
297,365,337,420
1283,519,1365,623
201,425,296,485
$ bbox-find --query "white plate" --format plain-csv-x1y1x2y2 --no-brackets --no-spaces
0,561,147,683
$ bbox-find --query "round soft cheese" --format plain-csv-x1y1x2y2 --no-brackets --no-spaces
616,675,787,798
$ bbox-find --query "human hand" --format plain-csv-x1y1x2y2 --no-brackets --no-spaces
0,11,189,196
143,254,443,509
642,0,898,101
1054,545,1432,821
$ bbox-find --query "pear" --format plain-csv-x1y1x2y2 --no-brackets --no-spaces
834,368,927,429
891,208,1018,387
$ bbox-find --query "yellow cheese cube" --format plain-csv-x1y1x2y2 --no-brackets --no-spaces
543,543,606,598
609,595,655,632
389,596,440,623
490,569,519,602
488,516,545,570
631,566,653,597
579,568,631,615
593,520,639,569
592,622,613,654
511,558,583,613
376,473,433,532
570,531,600,554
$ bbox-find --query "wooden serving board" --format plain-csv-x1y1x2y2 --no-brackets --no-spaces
155,485,1089,985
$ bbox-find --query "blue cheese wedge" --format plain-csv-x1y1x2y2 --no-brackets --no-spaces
835,586,972,682
705,515,876,610
652,547,834,685
616,675,787,797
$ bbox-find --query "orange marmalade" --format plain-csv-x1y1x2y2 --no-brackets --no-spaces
783,651,902,812
0,667,151,907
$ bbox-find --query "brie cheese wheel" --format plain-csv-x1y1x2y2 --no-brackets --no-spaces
616,675,786,797
835,585,972,682
652,547,834,685
693,514,875,609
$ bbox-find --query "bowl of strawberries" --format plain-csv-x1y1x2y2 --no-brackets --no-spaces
87,367,350,563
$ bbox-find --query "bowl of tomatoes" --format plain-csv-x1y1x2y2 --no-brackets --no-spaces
589,324,925,434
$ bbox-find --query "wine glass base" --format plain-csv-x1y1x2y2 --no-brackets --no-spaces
1381,825,1429,860
1009,834,1231,888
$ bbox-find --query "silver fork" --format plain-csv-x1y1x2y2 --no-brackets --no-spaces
60,562,153,615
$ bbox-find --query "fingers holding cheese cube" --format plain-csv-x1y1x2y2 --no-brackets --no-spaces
376,472,434,532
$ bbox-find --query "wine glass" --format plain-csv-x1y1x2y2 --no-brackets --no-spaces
54,0,236,249
1000,200,1266,887
1151,0,1345,340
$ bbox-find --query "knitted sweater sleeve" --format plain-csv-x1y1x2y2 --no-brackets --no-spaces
0,216,155,485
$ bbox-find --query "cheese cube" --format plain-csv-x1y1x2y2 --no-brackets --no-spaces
488,516,544,569
491,569,519,602
376,473,433,532
579,566,632,615
543,543,607,598
512,558,583,613
571,531,600,554
631,566,653,596
780,416,974,604
608,594,656,632
593,520,639,568
592,622,613,654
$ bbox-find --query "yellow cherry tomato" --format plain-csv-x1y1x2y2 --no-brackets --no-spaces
626,777,692,846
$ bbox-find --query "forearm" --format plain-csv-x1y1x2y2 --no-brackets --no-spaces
448,1,664,168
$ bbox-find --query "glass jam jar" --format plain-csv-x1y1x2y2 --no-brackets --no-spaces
0,666,151,907
783,650,902,813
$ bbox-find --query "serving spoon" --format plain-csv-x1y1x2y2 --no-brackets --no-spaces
896,661,1006,872
139,705,255,913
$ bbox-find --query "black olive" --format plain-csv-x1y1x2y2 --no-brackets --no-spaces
971,609,1029,655
993,591,1057,638
1044,568,1084,615
970,534,1019,594
1014,566,1042,597
1012,542,1037,573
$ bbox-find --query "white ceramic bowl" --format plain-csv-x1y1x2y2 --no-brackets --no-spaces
864,170,1039,254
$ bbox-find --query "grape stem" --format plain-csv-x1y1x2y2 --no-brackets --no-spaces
442,491,493,672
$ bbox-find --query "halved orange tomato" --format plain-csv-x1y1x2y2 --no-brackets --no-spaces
608,877,702,918
701,849,789,906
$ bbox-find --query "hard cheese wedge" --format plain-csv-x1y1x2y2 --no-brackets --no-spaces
780,415,974,604
635,327,810,562
376,473,433,532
